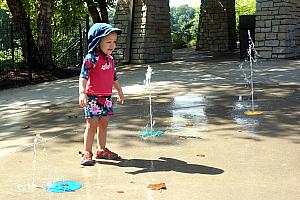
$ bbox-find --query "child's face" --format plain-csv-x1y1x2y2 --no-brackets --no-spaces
99,32,117,55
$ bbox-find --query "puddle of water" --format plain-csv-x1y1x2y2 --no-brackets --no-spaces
166,94,208,137
230,97,262,132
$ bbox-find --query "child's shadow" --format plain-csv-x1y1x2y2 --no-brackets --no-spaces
97,157,224,175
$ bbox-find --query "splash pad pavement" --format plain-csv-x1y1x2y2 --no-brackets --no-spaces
0,48,299,200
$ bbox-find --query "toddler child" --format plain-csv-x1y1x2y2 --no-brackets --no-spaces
78,23,125,166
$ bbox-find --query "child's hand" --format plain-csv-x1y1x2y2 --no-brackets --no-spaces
118,92,125,104
79,93,87,107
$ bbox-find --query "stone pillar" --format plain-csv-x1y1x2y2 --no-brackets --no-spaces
113,0,130,62
114,0,172,64
198,0,236,52
255,0,300,58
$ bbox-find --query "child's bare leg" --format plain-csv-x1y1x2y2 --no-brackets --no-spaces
84,118,98,153
96,116,119,160
97,116,110,150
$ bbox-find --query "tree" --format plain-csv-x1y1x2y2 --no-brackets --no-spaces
6,0,54,70
170,5,198,49
171,5,195,32
37,0,54,68
84,0,117,23
0,2,10,49
5,0,116,71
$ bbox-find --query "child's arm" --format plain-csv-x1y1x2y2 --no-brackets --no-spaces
113,80,125,104
79,77,88,107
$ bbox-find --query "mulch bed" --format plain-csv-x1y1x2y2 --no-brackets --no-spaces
0,68,79,90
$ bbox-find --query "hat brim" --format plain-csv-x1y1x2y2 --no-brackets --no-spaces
88,28,122,52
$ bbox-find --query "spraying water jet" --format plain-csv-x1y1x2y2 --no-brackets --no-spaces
139,65,164,137
240,30,263,116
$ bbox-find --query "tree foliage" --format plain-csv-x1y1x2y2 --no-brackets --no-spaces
53,0,87,29
3,0,116,71
171,5,195,32
0,1,9,13
170,4,199,49
0,1,10,34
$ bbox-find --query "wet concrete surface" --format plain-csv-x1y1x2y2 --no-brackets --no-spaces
0,48,299,199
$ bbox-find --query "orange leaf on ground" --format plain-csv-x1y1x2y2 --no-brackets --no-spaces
147,182,166,190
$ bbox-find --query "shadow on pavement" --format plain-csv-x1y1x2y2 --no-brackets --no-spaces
97,157,224,175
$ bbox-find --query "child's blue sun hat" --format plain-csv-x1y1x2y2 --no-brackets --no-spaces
88,23,122,52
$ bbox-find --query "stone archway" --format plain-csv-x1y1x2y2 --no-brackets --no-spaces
197,0,237,52
113,0,300,64
114,0,172,64
197,0,300,59
113,0,237,64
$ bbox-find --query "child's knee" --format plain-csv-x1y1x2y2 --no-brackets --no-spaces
86,118,98,129
98,116,110,123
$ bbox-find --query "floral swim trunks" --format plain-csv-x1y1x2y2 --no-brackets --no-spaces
84,95,114,118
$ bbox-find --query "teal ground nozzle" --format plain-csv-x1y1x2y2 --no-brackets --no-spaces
139,130,164,137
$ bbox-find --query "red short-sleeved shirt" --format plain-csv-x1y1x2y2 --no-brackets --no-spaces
80,50,118,96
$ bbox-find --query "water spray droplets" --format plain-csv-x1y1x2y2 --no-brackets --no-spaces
238,30,263,116
144,65,152,89
140,65,164,137
239,30,260,88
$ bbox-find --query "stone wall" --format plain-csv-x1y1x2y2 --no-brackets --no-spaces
113,0,131,62
198,0,236,51
255,0,300,58
114,0,172,64
113,0,300,61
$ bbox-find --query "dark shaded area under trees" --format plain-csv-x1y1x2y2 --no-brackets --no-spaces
0,0,116,89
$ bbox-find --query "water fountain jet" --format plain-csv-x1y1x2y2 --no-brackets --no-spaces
139,65,164,137
241,30,263,116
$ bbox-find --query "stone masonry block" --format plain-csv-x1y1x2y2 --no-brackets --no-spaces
272,26,279,32
265,40,280,46
258,51,272,58
279,25,291,32
277,33,288,40
258,41,265,46
261,1,274,8
272,19,280,25
273,47,288,53
280,19,295,25
266,20,272,27
279,7,291,15
279,40,292,46
265,33,277,40
256,33,266,41
261,28,272,32
256,47,272,51
260,16,275,20
256,10,273,16
256,21,265,28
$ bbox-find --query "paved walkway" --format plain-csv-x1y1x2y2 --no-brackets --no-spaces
0,48,299,199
